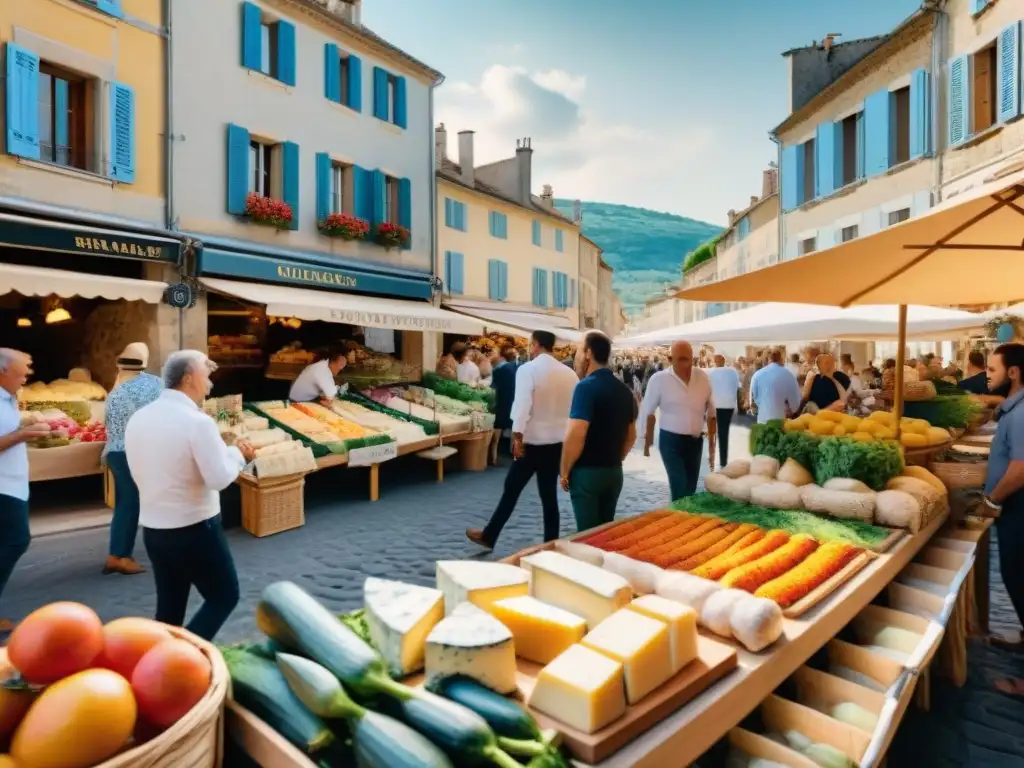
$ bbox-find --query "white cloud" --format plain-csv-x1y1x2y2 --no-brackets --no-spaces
436,64,717,219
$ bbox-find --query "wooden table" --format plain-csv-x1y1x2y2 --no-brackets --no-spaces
578,512,950,768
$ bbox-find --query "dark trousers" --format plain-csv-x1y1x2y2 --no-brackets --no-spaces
659,429,704,502
143,515,240,641
483,442,562,546
570,465,624,533
106,451,140,559
996,495,1024,630
716,408,734,467
0,494,30,611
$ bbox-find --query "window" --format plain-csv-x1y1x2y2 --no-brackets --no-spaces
489,211,508,239
801,139,816,203
972,44,998,134
444,198,467,231
339,56,351,105
385,175,400,224
840,112,859,186
887,208,910,227
555,229,564,252
372,66,406,128
249,140,274,196
890,86,910,165
330,163,347,214
840,225,859,243
260,22,279,78
532,219,541,246
37,63,89,171
799,237,817,256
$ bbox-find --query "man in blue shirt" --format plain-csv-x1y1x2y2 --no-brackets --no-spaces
560,331,637,532
978,345,1024,690
490,348,519,462
750,348,803,422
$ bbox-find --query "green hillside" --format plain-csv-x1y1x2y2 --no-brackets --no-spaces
555,199,722,315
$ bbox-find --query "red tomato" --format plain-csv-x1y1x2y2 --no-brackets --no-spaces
131,639,211,727
7,603,104,684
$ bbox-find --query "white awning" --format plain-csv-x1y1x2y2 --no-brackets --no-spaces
200,277,487,334
0,263,167,303
444,302,584,343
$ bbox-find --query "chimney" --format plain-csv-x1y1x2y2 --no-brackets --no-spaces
540,184,553,208
434,123,447,169
457,131,474,186
727,209,736,225
762,166,778,198
750,195,759,207
572,200,582,223
516,137,533,207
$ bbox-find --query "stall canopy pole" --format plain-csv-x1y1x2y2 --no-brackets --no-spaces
893,304,908,436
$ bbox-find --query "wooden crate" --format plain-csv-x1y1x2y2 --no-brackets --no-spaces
239,473,305,537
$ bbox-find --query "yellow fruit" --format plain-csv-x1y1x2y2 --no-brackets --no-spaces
925,426,950,445
869,411,895,426
903,466,946,494
851,431,875,442
876,428,896,440
899,432,928,448
900,420,928,435
840,415,862,433
857,419,881,435
808,419,836,436
816,410,844,423
783,419,806,432
795,413,814,427
833,425,847,436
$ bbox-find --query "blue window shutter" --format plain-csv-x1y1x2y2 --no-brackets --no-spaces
499,213,508,238
451,253,464,294
532,219,541,246
555,230,563,252
444,251,453,291
277,21,296,86
570,278,576,307
855,112,866,179
997,23,1021,123
864,88,891,176
55,79,69,160
347,55,362,111
394,76,407,128
970,0,987,12
780,145,798,210
282,141,299,230
541,270,548,306
531,268,539,304
398,177,412,249
909,68,930,159
324,44,341,102
456,202,466,231
488,260,498,299
371,169,386,226
794,146,807,203
241,2,262,70
444,198,453,228
373,67,389,120
226,124,250,214
488,211,495,236
948,55,969,146
108,82,135,183
95,0,123,18
315,152,330,223
5,43,40,160
499,262,508,300
831,122,844,187
815,121,835,197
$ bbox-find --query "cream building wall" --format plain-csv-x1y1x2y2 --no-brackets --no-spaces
579,235,601,328
597,261,620,336
680,257,719,323
715,192,779,313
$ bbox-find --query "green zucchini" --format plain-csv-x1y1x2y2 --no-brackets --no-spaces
223,648,334,755
257,581,391,699
277,653,453,768
429,675,541,740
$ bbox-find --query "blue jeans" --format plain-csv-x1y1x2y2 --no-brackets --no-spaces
0,493,30,612
106,451,140,559
659,429,704,502
143,515,240,641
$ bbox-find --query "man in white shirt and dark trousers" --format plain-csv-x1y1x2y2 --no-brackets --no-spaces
467,331,577,550
126,351,256,641
640,340,716,502
289,346,347,403
706,354,739,467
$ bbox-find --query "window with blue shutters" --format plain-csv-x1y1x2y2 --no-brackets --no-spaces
326,45,363,110
445,252,464,295
498,261,508,301
555,229,564,252
282,141,299,230
444,198,467,231
532,219,541,246
780,145,798,211
488,259,508,300
971,0,989,14
997,23,1021,124
864,88,890,176
372,67,406,128
398,177,412,249
352,166,371,221
93,0,124,18
226,124,250,214
108,82,135,183
5,44,41,161
815,121,836,198
532,268,548,306
240,3,295,86
799,140,814,203
890,85,911,165
737,217,750,241
948,55,970,146
909,68,932,160
489,211,508,239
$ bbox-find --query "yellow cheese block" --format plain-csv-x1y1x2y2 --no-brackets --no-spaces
521,550,632,629
626,595,698,675
582,609,673,704
491,595,586,665
527,644,626,735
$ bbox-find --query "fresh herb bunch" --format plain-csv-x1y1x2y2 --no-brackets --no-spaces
814,436,903,491
903,395,983,428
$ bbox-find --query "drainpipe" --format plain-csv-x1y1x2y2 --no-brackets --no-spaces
429,73,446,307
769,132,784,263
929,0,948,205
164,0,175,232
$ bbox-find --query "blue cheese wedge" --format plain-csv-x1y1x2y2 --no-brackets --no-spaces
363,577,444,679
435,560,530,615
425,602,518,694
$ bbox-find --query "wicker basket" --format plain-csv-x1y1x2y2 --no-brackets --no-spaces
0,626,227,768
903,441,950,467
904,381,938,402
239,473,305,537
457,431,491,472
929,459,988,490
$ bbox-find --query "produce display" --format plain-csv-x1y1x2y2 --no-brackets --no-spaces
384,396,471,436
902,395,983,429
421,371,496,411
19,374,106,403
331,399,430,446
403,385,488,416
211,403,317,478
208,333,263,368
1,602,212,767
250,401,392,455
20,408,106,448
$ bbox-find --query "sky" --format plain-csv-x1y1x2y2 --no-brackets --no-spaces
362,0,922,227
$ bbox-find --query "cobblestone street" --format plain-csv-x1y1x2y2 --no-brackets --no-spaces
7,419,1024,765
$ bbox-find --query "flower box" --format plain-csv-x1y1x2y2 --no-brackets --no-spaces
374,222,410,250
318,213,370,240
245,193,293,229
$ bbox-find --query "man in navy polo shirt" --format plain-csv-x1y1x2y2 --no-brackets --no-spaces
560,331,637,532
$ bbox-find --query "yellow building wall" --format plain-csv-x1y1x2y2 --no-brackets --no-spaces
0,0,165,225
437,178,579,322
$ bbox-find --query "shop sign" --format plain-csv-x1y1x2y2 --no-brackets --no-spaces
199,248,433,300
327,309,455,332
347,441,399,467
0,216,180,262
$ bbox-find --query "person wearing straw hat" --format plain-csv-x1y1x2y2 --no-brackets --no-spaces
102,342,163,576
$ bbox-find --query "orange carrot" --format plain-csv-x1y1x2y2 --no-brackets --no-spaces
755,542,860,607
619,515,704,558
720,534,819,592
603,515,686,551
580,511,667,547
691,530,789,580
673,524,760,571
653,525,737,568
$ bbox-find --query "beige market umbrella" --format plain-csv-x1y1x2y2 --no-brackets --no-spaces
676,167,1024,419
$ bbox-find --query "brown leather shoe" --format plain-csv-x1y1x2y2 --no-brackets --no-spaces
103,556,146,575
0,618,14,633
465,529,494,552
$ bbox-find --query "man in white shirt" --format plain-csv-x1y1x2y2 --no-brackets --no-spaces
289,346,347,403
455,345,481,386
468,330,577,550
0,350,50,631
706,354,740,468
126,350,256,641
640,340,716,502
